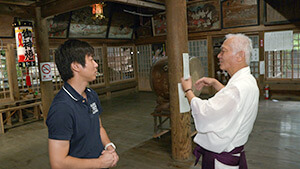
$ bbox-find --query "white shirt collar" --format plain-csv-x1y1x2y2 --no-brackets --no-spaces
228,66,250,84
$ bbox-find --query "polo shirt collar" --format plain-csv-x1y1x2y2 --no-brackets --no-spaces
62,82,91,102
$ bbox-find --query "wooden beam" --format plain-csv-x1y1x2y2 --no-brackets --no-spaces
188,23,300,38
41,0,100,18
0,4,35,18
41,0,165,18
268,83,300,91
48,38,133,49
110,0,165,10
0,102,41,114
146,0,164,4
0,0,35,6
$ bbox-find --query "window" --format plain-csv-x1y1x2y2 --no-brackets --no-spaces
89,47,105,86
137,44,152,91
107,46,135,82
137,45,152,82
265,32,300,79
0,52,9,99
50,49,63,91
188,40,208,76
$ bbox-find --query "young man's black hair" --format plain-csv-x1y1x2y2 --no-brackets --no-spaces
55,39,94,81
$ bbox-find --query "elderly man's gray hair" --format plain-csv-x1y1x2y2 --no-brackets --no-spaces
225,33,253,65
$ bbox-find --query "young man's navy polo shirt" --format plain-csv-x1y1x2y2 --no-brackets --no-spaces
46,82,104,158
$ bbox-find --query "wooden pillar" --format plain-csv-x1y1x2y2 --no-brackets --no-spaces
18,108,23,122
34,5,54,122
258,0,265,95
102,44,111,98
133,45,138,92
165,0,192,161
207,35,215,95
259,31,265,94
6,44,19,125
6,44,20,101
0,112,4,134
5,111,12,126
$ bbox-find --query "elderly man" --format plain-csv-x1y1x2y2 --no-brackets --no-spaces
181,33,259,169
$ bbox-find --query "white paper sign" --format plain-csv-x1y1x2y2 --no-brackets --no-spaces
264,30,293,51
259,61,265,75
183,53,190,80
40,62,53,81
178,83,190,113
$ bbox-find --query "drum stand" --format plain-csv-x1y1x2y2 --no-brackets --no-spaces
151,100,170,138
151,99,198,138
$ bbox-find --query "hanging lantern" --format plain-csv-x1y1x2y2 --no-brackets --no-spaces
92,3,105,19
14,21,36,67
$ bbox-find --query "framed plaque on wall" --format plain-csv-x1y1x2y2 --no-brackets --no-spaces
221,0,259,28
187,0,221,32
69,6,108,38
47,12,70,38
264,0,300,25
151,12,167,36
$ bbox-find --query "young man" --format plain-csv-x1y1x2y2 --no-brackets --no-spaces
46,39,119,168
181,34,259,169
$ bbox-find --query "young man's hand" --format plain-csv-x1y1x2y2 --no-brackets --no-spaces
98,150,115,168
100,149,119,168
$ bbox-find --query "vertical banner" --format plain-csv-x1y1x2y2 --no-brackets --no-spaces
14,21,36,67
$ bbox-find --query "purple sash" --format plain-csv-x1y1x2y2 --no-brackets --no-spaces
193,144,248,169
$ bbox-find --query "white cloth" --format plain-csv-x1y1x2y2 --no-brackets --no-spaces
191,67,259,168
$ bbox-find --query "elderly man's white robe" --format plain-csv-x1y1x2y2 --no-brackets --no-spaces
191,67,259,169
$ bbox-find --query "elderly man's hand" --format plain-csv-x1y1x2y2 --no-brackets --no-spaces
195,77,224,91
194,77,213,90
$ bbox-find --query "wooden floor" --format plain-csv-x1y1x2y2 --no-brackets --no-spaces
0,92,300,169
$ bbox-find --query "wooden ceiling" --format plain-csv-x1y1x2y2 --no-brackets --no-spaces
0,0,165,19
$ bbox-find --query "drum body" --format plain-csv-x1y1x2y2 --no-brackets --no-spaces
150,57,169,100
150,56,204,101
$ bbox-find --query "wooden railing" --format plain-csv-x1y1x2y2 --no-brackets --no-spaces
0,97,42,134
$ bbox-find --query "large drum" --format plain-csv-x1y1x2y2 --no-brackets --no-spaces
150,56,205,101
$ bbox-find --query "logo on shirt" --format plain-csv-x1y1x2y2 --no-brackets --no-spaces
90,102,99,114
